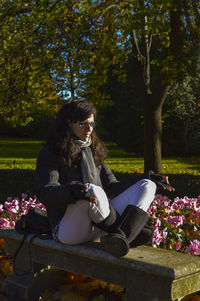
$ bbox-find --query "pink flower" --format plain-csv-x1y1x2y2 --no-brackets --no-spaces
21,200,31,210
152,227,167,248
0,218,10,228
19,210,28,217
163,215,185,228
152,229,163,247
0,204,4,214
174,196,192,210
35,203,46,210
163,200,170,208
152,216,161,227
8,221,15,227
21,193,27,200
171,202,179,210
176,241,181,251
162,227,168,240
28,197,37,206
185,240,200,255
147,205,157,215
4,200,19,214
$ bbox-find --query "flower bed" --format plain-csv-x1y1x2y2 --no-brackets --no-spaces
0,194,46,228
0,194,200,300
148,194,200,255
1,193,200,256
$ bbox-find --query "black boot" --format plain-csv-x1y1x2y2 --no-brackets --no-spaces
130,228,153,248
94,206,120,233
94,206,130,257
100,205,149,257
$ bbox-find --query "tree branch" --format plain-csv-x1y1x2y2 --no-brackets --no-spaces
131,30,141,56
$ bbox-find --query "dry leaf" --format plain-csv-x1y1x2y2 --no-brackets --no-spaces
108,283,124,294
186,294,200,301
186,230,200,241
0,259,13,276
0,239,5,249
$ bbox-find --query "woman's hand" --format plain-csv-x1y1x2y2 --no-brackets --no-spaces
147,170,175,192
70,181,97,203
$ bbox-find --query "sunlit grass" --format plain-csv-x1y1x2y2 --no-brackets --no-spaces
107,145,200,176
0,138,43,170
106,157,200,176
0,138,200,176
0,137,200,200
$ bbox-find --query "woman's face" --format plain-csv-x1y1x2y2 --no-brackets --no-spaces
69,114,95,142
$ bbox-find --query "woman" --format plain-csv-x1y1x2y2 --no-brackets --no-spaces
36,98,174,257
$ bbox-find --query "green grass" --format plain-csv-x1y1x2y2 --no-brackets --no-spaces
106,156,200,176
0,138,44,170
1,138,200,175
106,144,200,176
0,138,200,201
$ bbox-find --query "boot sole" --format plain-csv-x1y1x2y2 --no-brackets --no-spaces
101,234,129,257
130,228,153,248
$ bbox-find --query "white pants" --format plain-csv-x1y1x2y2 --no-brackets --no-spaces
58,179,156,245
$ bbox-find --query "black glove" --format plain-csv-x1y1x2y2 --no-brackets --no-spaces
147,170,174,191
70,181,92,201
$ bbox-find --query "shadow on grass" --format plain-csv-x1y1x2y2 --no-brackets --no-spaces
0,140,44,159
0,170,199,203
0,169,38,202
115,172,200,199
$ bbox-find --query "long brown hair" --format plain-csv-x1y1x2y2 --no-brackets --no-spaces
47,98,107,167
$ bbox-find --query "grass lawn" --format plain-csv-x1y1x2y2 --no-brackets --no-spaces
0,137,200,201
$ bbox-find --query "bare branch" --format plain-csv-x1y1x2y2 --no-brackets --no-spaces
148,31,152,52
101,0,138,16
101,4,118,15
132,30,141,55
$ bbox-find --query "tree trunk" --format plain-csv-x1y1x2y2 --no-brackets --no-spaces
130,0,184,173
143,86,170,173
143,98,162,173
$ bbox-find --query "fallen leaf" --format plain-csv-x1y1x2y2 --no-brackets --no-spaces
0,259,13,276
0,239,5,249
186,294,200,300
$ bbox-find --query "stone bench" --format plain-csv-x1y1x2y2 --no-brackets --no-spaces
1,229,200,301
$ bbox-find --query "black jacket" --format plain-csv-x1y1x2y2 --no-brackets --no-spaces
36,145,117,228
36,145,144,228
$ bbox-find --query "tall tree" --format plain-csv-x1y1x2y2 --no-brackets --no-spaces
0,0,91,126
0,0,199,172
0,0,64,126
83,0,200,172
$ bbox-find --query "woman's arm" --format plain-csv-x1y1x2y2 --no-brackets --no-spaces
100,163,152,199
36,146,72,208
101,164,174,198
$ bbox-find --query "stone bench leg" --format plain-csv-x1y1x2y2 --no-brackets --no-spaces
6,264,64,301
6,271,34,301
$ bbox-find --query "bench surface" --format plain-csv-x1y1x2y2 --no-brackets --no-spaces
1,228,200,301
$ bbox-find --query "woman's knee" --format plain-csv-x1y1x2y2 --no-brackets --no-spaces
138,179,157,194
88,201,110,223
58,200,92,244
